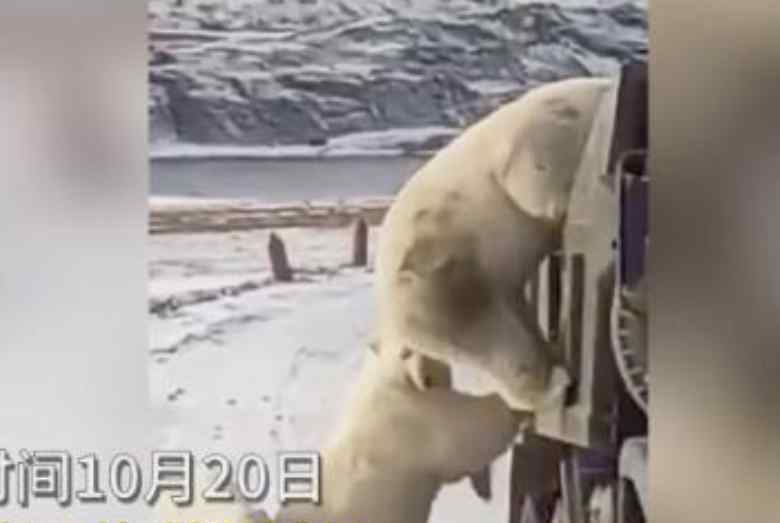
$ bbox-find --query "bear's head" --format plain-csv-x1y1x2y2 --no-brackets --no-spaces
496,77,614,225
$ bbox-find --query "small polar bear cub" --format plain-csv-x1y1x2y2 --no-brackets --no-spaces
265,343,525,523
376,77,613,412
157,346,524,523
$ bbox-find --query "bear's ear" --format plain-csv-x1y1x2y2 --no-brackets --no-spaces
369,339,380,355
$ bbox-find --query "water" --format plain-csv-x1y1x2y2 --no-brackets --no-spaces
150,156,427,202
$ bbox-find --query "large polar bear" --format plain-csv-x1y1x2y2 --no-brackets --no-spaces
265,343,524,523
376,77,612,411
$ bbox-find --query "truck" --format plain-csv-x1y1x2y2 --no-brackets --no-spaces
508,61,648,523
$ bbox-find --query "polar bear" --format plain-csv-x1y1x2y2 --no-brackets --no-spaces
155,345,524,523
375,77,613,411
263,342,525,523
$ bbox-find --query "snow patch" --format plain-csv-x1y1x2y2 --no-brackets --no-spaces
150,126,457,159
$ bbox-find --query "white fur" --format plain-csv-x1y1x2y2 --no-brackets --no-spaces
267,347,522,523
375,77,612,411
156,349,522,523
157,77,611,523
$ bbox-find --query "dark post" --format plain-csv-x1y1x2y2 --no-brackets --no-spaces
547,252,562,343
268,232,293,282
508,435,564,523
352,218,368,267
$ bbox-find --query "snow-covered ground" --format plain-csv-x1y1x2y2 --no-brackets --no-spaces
150,126,458,159
148,198,513,521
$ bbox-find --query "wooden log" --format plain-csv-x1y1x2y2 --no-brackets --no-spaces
352,218,368,267
268,232,293,282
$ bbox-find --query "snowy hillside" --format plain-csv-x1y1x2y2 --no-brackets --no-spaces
148,0,647,155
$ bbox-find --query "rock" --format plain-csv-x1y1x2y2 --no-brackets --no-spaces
148,0,647,152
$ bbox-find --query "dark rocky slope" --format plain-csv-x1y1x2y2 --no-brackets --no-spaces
149,0,647,154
